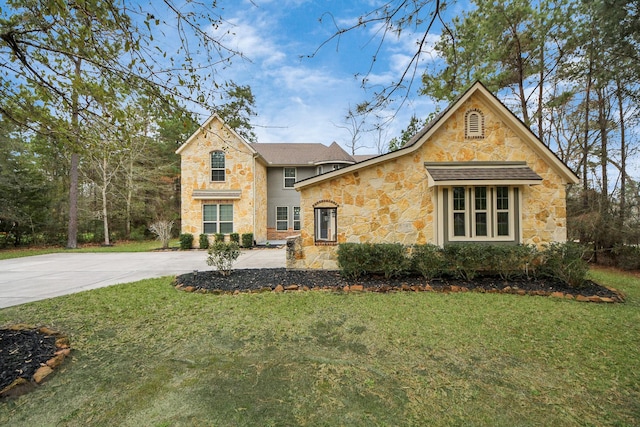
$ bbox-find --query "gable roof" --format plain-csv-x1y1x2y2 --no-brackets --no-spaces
175,113,259,156
295,81,579,189
252,141,356,166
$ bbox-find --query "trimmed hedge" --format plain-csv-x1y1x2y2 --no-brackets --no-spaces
199,233,210,250
337,242,588,288
179,233,194,250
241,233,254,248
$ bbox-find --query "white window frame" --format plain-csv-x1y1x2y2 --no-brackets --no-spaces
210,151,226,182
276,206,289,231
203,204,233,234
447,186,514,242
314,207,337,243
293,206,301,231
284,167,296,188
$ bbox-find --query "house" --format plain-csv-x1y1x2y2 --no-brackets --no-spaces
177,82,579,265
176,114,364,246
287,82,579,270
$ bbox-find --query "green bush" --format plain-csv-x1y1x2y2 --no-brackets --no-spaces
612,244,640,271
442,243,489,281
199,234,210,250
179,233,194,250
241,233,254,248
230,233,240,244
337,243,373,280
206,241,241,276
485,245,539,280
411,244,446,279
214,233,225,242
539,242,589,288
371,243,411,279
338,243,410,279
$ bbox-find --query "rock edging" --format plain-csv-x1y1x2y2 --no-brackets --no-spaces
174,280,625,303
0,324,71,399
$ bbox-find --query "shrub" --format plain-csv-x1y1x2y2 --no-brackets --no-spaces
199,233,210,250
150,220,174,249
241,233,254,248
539,242,589,288
214,233,225,242
485,245,538,280
338,243,410,279
337,243,373,279
612,244,640,271
178,233,193,250
442,243,488,281
411,244,446,279
206,241,241,276
230,233,240,244
370,243,411,279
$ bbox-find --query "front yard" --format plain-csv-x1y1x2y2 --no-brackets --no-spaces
0,267,638,426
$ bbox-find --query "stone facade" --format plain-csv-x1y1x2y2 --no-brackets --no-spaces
288,84,578,270
177,115,267,247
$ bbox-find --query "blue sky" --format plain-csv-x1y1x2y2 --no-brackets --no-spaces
187,0,453,153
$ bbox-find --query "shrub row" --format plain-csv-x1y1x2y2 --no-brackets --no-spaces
337,242,589,288
179,233,254,249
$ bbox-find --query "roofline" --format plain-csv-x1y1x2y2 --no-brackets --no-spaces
175,113,259,157
295,81,579,189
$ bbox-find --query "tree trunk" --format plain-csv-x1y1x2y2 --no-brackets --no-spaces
67,58,82,249
616,78,627,229
102,155,110,246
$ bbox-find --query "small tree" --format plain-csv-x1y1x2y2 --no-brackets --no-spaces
206,241,241,276
149,220,173,249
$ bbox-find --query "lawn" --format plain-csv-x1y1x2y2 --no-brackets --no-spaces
0,239,180,261
0,267,638,426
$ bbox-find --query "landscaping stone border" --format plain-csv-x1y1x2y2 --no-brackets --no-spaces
0,324,71,399
174,281,625,303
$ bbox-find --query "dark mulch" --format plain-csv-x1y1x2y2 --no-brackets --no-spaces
0,329,57,392
177,268,619,298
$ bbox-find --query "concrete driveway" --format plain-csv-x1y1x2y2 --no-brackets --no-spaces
0,248,285,309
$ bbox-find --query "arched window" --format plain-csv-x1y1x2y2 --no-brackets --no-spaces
465,110,484,139
210,151,225,181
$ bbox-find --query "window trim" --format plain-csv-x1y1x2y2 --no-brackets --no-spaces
276,206,289,231
293,206,301,231
283,167,296,188
203,203,233,234
447,186,515,242
314,207,337,243
210,151,226,182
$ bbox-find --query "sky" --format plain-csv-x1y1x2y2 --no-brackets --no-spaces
178,0,456,154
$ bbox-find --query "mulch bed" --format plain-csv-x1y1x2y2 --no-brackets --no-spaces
176,268,623,301
0,325,71,399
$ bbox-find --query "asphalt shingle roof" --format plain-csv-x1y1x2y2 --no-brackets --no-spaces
252,142,355,165
426,166,543,182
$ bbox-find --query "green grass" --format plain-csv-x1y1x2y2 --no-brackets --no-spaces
0,267,639,426
0,239,181,260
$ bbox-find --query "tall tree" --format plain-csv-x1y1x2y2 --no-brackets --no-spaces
0,0,240,247
217,83,257,143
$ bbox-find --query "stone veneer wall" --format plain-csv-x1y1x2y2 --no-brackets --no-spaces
180,118,263,248
290,94,570,270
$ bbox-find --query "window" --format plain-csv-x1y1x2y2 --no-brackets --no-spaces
314,207,337,242
284,167,296,188
448,186,513,241
203,204,233,234
276,206,289,231
211,151,225,181
465,110,484,139
293,207,301,231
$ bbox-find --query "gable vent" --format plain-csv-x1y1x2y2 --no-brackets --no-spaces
465,109,484,139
